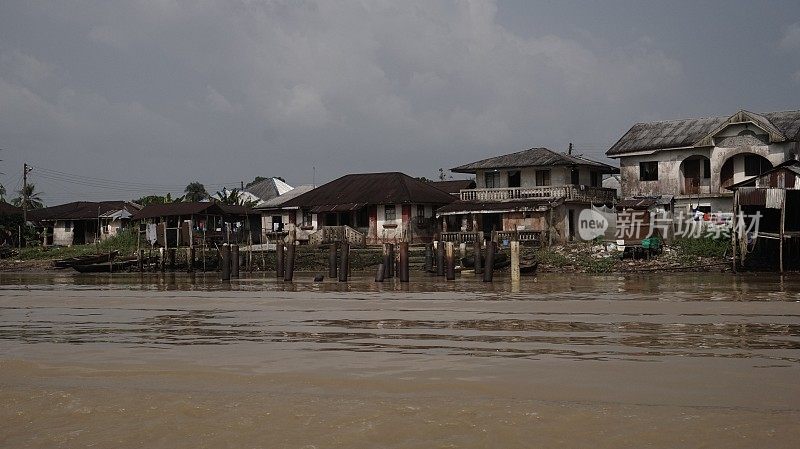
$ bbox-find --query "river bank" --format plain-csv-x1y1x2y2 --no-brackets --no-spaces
0,239,732,275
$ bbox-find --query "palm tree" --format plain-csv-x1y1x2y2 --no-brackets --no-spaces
214,188,258,207
11,183,44,209
183,182,208,202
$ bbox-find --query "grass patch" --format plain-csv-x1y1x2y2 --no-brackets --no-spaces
578,255,616,273
534,248,570,268
16,229,140,260
671,236,728,258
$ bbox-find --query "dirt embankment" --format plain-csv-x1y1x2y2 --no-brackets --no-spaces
0,242,731,275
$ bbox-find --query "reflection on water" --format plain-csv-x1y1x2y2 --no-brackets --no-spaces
1,272,799,365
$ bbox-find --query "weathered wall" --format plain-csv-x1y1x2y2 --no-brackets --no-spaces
618,124,797,213
52,220,73,246
474,166,601,189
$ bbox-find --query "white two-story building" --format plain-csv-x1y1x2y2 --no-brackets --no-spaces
437,147,618,243
607,109,800,215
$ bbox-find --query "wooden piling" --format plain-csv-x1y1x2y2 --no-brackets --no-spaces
159,247,166,272
780,192,786,274
424,243,433,273
328,243,338,279
284,243,295,282
483,242,494,282
399,242,409,283
375,263,385,282
436,241,445,277
220,244,231,281
187,247,195,273
276,242,285,280
338,243,350,282
138,249,145,272
445,241,455,281
383,244,392,279
231,244,240,278
473,239,482,275
510,239,520,282
168,248,176,270
388,244,395,278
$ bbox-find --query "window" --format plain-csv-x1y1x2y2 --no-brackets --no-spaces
301,210,313,227
417,205,426,218
64,221,72,232
507,171,521,188
484,171,500,188
590,171,600,187
384,205,396,221
744,155,767,176
570,168,580,185
639,161,659,181
703,158,711,179
535,170,551,186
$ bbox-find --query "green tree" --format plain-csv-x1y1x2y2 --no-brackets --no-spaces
183,181,208,202
0,183,6,202
214,188,258,207
132,194,177,206
11,183,44,209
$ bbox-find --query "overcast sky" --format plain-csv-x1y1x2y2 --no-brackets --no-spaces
1,0,799,204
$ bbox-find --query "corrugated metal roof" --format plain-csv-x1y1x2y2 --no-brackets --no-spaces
452,147,618,174
607,109,800,156
256,185,315,209
282,172,456,209
131,202,226,220
737,188,766,206
244,177,293,201
29,201,140,221
429,179,476,194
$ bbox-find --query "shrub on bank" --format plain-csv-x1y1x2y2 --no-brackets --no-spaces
671,236,728,258
17,228,139,260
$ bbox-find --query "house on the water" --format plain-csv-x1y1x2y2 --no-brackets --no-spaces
280,172,456,245
29,201,141,246
728,159,800,272
131,202,260,247
607,109,800,215
436,147,618,243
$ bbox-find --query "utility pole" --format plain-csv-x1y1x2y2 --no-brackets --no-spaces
22,163,32,223
568,142,573,155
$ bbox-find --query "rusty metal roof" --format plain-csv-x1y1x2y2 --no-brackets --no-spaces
607,109,800,157
737,188,767,206
29,201,140,221
436,198,555,215
452,147,618,174
283,172,456,209
616,195,673,210
131,202,226,220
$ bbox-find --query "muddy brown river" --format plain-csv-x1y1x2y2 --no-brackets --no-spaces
1,272,798,448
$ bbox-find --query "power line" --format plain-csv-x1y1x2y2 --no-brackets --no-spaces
29,164,242,189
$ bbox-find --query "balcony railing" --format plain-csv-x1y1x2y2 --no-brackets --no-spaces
459,185,616,203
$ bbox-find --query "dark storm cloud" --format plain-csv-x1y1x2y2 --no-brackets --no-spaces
0,0,798,204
